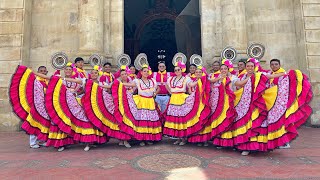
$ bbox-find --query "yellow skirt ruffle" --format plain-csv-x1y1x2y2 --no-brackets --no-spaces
133,95,156,110
169,93,189,105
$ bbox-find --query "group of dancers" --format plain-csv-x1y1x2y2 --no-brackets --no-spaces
9,56,312,155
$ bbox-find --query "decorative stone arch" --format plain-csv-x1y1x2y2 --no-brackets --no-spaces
133,12,193,58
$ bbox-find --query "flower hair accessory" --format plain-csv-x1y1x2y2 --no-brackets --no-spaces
221,59,236,75
141,64,152,75
120,65,131,75
175,61,186,72
247,58,262,72
247,58,258,65
197,65,207,76
66,62,78,76
93,65,103,76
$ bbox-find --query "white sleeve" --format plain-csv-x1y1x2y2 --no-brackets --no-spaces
231,75,239,86
166,77,172,86
133,78,139,86
151,78,157,89
185,76,192,85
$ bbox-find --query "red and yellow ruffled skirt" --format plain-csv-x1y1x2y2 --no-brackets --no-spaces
9,65,51,141
213,73,268,148
163,80,210,138
112,80,162,141
82,80,131,140
188,78,236,142
45,76,107,144
237,70,313,151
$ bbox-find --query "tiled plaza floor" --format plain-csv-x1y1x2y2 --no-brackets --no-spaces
0,127,319,180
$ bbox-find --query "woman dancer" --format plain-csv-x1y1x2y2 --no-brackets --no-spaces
237,59,312,155
82,66,132,148
213,59,298,155
188,60,237,146
112,65,162,146
163,62,210,146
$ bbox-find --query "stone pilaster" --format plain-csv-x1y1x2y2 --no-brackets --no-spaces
221,0,248,58
109,0,124,65
201,0,221,66
301,0,320,126
78,0,104,55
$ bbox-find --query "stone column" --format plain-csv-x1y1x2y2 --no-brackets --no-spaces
200,0,217,65
109,0,124,64
221,0,247,56
78,0,104,54
103,0,114,63
104,0,111,55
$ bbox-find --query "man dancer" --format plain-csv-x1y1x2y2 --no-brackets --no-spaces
74,57,88,79
153,61,172,113
30,66,48,148
269,59,290,149
100,62,115,85
237,59,246,75
212,61,221,73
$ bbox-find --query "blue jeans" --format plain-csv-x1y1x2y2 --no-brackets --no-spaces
155,95,170,113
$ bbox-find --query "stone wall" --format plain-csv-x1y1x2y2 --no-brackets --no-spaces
0,0,31,131
201,0,305,70
302,0,320,126
244,0,301,70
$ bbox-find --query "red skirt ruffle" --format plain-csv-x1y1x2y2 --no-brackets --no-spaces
46,124,75,148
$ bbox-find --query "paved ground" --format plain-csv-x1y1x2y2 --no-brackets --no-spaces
0,127,319,180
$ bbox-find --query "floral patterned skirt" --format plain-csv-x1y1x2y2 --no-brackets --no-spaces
213,73,268,148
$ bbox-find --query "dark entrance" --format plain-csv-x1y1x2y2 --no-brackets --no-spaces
124,0,202,72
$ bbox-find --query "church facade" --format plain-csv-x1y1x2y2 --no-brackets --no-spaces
0,0,320,131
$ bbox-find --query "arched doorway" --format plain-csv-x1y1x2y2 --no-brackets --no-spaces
139,19,177,71
124,0,201,72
